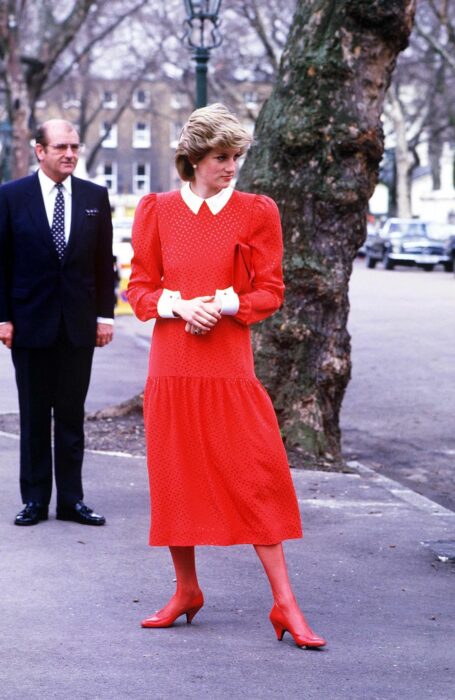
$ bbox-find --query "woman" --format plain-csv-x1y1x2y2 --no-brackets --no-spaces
127,103,325,649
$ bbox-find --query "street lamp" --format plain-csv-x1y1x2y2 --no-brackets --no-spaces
182,0,223,108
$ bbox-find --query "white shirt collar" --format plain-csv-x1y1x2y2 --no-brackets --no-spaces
180,181,233,215
38,168,72,196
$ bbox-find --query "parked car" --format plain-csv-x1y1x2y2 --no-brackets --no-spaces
439,225,455,277
357,222,377,257
365,218,452,272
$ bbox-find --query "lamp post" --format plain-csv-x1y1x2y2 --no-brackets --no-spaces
182,1,223,108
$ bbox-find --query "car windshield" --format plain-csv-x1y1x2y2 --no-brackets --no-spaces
389,222,427,238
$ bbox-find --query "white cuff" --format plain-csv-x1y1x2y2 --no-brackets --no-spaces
97,317,114,325
215,286,240,316
157,289,182,318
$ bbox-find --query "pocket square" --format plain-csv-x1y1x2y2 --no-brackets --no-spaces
85,208,99,217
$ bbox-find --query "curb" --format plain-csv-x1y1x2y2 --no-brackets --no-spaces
347,459,455,517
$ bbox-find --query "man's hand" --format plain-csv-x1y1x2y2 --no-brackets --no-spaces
96,322,114,347
0,322,14,349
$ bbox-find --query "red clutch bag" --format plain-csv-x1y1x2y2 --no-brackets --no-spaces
233,242,254,294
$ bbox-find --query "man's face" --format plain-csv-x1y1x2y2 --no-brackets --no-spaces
35,123,80,182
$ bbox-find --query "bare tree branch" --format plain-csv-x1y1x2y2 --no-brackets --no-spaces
43,0,149,94
414,17,455,74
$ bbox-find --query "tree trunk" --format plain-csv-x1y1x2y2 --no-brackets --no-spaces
428,132,443,191
388,84,413,217
2,3,31,179
237,0,416,466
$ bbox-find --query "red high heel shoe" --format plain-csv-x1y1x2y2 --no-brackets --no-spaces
141,592,204,628
269,603,326,648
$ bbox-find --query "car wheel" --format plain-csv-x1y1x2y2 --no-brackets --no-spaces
366,254,377,269
422,264,434,272
444,261,453,272
383,253,394,270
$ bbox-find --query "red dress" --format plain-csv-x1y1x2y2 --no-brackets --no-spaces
127,189,302,546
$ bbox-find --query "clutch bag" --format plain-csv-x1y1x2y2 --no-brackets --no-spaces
233,242,254,293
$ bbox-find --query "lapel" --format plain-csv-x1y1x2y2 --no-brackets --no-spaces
63,175,91,261
24,172,56,256
65,175,85,259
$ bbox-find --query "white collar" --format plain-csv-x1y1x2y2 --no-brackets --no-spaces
180,181,233,215
38,168,72,196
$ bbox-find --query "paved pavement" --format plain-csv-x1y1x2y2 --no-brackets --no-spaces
0,313,454,699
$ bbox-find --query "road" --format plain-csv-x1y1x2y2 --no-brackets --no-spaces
342,259,455,511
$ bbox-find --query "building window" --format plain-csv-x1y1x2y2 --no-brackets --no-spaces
133,121,151,148
244,91,257,105
102,90,117,108
62,94,80,109
103,162,118,194
100,122,117,148
170,121,183,148
133,89,148,109
133,162,150,194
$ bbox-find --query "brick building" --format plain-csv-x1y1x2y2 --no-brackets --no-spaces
34,78,266,217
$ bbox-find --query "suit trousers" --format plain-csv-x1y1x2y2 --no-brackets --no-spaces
12,322,94,507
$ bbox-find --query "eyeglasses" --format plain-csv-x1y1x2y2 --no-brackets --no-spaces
46,143,83,153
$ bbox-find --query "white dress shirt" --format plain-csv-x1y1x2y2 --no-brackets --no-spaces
157,184,240,319
38,168,72,242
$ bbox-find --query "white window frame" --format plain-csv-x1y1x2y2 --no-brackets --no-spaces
133,89,148,109
133,162,150,195
62,96,80,109
102,90,117,109
101,122,118,148
133,121,151,149
170,121,183,148
103,161,118,194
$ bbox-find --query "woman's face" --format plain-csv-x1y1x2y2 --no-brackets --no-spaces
193,147,242,197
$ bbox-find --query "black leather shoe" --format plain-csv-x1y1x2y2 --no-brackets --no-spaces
15,502,48,526
56,501,106,526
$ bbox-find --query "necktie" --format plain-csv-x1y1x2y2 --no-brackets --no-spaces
51,183,66,259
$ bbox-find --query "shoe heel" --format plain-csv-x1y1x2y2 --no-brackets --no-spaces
186,604,202,624
271,620,285,641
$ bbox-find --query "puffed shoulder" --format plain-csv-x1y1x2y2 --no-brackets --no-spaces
252,193,280,218
135,192,158,215
235,191,280,219
133,194,158,231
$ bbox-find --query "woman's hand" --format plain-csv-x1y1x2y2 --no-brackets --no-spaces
172,296,221,332
185,322,208,336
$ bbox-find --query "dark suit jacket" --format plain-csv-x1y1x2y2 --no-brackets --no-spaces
0,172,114,347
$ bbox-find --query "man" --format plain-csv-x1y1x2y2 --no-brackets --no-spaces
0,119,114,526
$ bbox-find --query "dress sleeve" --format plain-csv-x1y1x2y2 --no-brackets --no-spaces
233,195,285,326
127,194,170,320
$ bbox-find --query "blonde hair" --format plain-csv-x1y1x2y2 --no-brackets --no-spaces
175,103,252,181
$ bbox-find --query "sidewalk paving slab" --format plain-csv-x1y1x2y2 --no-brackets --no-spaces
1,316,454,699
0,431,454,700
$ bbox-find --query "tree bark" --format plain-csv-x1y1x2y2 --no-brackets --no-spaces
1,1,31,180
237,0,416,465
388,84,413,218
